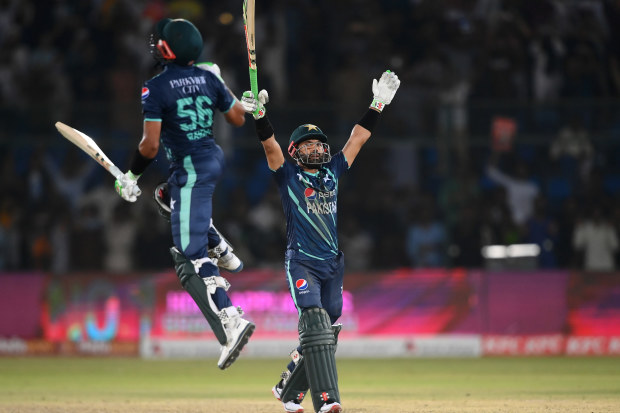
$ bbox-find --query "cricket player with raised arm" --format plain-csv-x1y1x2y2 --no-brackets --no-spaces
241,70,400,413
114,18,254,370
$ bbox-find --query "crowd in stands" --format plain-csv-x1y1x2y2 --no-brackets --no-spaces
1,0,620,273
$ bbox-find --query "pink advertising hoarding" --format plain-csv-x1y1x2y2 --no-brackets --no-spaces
0,273,46,339
2,269,619,343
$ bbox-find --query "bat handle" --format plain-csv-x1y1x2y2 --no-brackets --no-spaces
109,165,123,180
249,67,259,116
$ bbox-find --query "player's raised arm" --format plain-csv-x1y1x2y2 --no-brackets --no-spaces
241,89,285,170
342,70,400,166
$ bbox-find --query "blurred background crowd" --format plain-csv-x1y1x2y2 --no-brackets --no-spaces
1,0,620,274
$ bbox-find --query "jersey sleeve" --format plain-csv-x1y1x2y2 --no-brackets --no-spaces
273,161,294,189
212,74,235,113
327,151,349,178
141,80,163,121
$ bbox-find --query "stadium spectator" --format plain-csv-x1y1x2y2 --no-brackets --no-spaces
573,207,619,272
103,202,138,273
486,152,540,227
523,196,559,268
550,117,594,182
339,216,374,272
448,204,483,268
44,149,96,211
406,199,447,268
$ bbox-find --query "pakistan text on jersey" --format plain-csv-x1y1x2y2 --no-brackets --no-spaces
306,201,337,215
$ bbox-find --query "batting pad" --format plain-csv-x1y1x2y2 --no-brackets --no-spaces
299,308,340,410
281,323,343,403
281,351,308,403
170,247,227,344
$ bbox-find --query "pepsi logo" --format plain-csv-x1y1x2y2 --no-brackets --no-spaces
295,279,308,291
141,87,150,100
304,188,316,200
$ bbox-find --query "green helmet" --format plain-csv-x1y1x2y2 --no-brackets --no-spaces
287,124,331,167
154,18,203,65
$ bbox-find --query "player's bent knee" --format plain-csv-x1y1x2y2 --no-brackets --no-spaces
170,246,194,286
169,246,227,344
299,308,336,346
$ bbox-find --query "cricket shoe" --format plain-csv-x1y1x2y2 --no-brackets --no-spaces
281,401,304,413
318,401,342,413
217,306,255,370
272,378,285,401
211,239,244,273
273,377,305,413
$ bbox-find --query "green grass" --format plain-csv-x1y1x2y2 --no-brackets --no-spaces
0,357,619,412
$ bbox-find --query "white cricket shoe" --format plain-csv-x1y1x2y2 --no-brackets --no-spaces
272,380,284,401
216,248,244,272
318,401,342,413
273,377,305,412
217,306,254,369
209,239,243,273
282,400,304,413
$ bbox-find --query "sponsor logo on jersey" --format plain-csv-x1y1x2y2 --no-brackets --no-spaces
169,76,208,93
141,87,150,100
169,76,207,89
295,279,308,291
304,188,316,200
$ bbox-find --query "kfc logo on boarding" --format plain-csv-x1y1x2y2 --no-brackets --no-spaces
296,279,308,291
141,87,150,100
304,188,317,200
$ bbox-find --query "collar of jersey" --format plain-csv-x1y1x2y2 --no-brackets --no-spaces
166,63,194,70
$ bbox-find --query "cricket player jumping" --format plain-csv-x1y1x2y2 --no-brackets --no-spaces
114,18,254,370
241,70,400,412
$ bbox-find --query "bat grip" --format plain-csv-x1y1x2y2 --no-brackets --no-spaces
249,68,259,115
109,165,123,180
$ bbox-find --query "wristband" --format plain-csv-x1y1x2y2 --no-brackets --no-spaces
370,99,386,112
255,115,274,141
357,107,380,133
129,149,153,176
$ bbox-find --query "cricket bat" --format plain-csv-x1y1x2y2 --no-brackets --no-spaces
243,0,259,115
54,121,141,196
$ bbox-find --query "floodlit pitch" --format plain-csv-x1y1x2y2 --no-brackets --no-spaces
1,357,619,413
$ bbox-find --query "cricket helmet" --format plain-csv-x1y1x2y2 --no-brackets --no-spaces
287,124,331,167
151,18,203,65
154,182,171,222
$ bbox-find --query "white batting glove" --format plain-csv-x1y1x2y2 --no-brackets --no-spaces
371,70,401,112
114,171,142,202
241,90,269,119
196,62,221,77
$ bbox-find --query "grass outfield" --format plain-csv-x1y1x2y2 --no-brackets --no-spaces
0,357,619,412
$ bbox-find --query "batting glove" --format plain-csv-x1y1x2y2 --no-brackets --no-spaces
371,70,401,112
114,171,142,202
196,62,221,77
241,90,269,119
